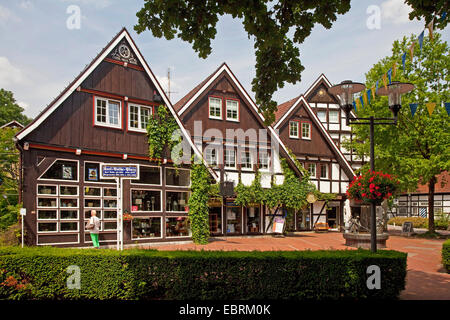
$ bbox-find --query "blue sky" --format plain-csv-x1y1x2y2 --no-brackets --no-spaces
0,0,448,119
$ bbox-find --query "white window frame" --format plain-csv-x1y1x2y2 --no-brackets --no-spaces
130,189,163,213
131,216,163,240
209,97,222,120
289,121,299,138
301,122,311,140
60,209,79,220
165,167,191,188
320,163,329,179
59,221,79,233
166,191,190,213
130,165,162,186
259,152,270,171
328,110,339,123
225,99,239,122
224,149,236,169
37,221,59,233
205,148,218,167
128,104,153,133
240,151,253,170
94,96,122,129
37,184,58,196
317,110,327,122
308,163,316,178
165,216,192,238
38,159,80,183
59,185,79,197
37,209,58,221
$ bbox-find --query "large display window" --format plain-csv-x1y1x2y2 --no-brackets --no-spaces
132,217,162,239
165,168,190,187
166,217,190,237
166,191,189,212
131,189,162,212
225,204,241,234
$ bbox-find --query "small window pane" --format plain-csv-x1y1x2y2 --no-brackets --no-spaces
166,192,189,212
140,107,151,129
60,222,78,232
166,217,190,237
41,160,78,181
103,188,117,197
37,210,57,220
38,185,57,195
85,199,101,208
84,187,101,197
38,222,57,232
108,101,120,125
302,123,311,139
60,210,78,220
60,198,77,208
104,210,117,220
241,152,252,169
209,97,222,118
131,190,161,212
96,99,106,123
84,210,102,219
103,221,117,231
59,186,78,196
165,169,190,186
132,218,161,239
289,122,298,137
37,198,57,208
104,199,117,208
129,105,139,128
329,111,339,123
226,100,238,120
132,166,161,185
225,150,236,168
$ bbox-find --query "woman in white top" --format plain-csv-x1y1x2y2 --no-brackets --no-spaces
87,210,101,248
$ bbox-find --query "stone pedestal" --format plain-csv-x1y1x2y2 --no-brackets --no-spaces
343,232,389,249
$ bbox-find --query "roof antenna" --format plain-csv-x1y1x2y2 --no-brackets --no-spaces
166,67,178,101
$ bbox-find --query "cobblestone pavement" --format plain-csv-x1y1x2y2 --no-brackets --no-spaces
141,232,450,300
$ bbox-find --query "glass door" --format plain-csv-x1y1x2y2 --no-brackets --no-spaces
225,203,241,234
245,205,260,234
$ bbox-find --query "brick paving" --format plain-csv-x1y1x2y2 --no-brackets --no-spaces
141,232,450,300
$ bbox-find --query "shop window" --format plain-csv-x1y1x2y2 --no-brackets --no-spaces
246,206,260,233
166,217,190,237
38,222,57,233
60,222,78,232
103,199,117,208
85,199,102,208
60,186,78,196
103,210,117,220
60,210,78,220
131,166,161,185
131,190,161,212
84,187,101,197
226,205,241,234
209,206,222,234
132,217,162,239
37,185,57,196
103,221,117,231
166,191,189,212
40,160,78,181
104,188,117,197
84,162,115,183
37,198,57,208
60,198,78,208
37,210,57,220
165,168,190,187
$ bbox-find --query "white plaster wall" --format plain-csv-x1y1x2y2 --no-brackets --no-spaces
332,163,340,180
274,174,284,185
241,173,255,186
260,173,272,188
319,181,331,193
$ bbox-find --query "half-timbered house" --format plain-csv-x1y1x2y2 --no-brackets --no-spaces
174,63,304,236
15,28,214,247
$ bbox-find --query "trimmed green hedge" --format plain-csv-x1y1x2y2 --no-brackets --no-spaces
443,239,450,273
0,247,407,300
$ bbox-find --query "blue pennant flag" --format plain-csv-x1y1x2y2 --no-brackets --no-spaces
418,31,424,50
409,103,418,116
367,89,372,105
376,80,379,94
445,102,450,116
353,101,357,112
441,12,447,21
402,52,407,70
359,96,364,108
387,68,392,84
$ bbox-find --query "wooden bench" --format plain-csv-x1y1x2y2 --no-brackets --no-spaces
314,222,329,232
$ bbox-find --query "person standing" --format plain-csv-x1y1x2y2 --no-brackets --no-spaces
86,210,101,249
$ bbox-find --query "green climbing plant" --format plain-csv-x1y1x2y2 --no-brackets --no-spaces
187,158,211,244
146,105,181,163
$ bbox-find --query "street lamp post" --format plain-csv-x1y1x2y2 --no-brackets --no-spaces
328,80,414,252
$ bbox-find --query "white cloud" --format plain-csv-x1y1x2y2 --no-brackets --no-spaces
19,1,33,10
17,101,29,110
381,0,413,24
0,57,25,88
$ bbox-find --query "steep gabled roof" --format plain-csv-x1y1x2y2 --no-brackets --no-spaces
15,28,217,180
275,95,355,178
175,62,304,178
1,120,24,129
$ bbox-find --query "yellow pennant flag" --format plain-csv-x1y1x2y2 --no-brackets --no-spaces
409,42,415,60
427,19,434,40
371,86,376,99
393,61,397,78
363,91,368,106
382,73,388,90
356,99,361,110
426,102,436,115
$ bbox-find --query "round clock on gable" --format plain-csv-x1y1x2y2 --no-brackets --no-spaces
118,44,131,59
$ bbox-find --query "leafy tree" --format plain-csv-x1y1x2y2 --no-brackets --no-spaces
0,89,31,127
0,127,21,230
345,32,450,233
405,0,448,29
135,0,351,124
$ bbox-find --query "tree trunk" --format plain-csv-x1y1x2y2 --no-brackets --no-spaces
428,176,436,233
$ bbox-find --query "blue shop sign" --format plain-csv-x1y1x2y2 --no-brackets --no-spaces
102,165,138,178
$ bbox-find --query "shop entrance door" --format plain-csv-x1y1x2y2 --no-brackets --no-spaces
209,206,222,235
245,206,260,234
225,203,242,234
326,207,337,229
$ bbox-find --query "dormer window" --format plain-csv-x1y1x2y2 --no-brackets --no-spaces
226,99,239,121
209,97,222,120
128,104,152,132
95,96,122,129
301,122,311,140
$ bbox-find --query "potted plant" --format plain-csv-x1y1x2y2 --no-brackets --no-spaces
123,211,133,221
346,170,399,205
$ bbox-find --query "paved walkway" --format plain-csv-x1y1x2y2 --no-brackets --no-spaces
141,232,450,300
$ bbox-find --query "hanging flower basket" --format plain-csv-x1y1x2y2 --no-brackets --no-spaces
346,170,399,205
123,213,133,221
